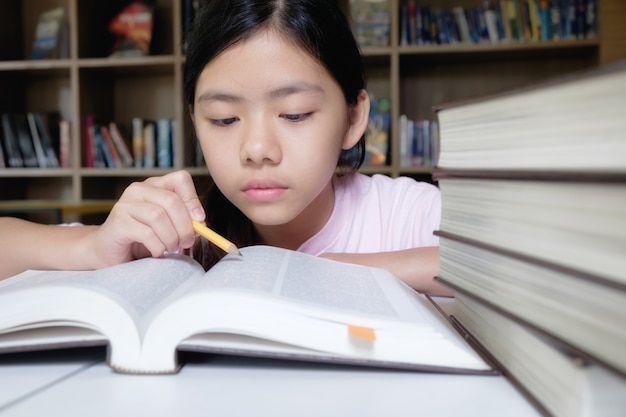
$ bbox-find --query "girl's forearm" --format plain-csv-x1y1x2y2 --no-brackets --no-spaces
320,247,453,296
0,218,100,280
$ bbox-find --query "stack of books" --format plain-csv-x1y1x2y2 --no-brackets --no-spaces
432,60,626,416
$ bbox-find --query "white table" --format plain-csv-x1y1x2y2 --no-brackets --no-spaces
0,298,541,417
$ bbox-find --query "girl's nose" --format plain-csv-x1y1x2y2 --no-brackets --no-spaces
240,117,282,165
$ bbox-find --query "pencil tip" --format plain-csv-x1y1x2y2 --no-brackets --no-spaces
228,245,242,256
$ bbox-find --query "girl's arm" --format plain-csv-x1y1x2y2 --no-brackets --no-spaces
0,218,101,280
0,170,205,280
320,247,453,296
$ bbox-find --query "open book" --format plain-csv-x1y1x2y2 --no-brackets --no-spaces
0,246,493,375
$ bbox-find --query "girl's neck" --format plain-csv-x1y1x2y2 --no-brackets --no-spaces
254,180,336,251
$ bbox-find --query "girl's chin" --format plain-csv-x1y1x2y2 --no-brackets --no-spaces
244,209,297,227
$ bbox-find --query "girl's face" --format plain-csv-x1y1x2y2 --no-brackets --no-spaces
192,30,369,245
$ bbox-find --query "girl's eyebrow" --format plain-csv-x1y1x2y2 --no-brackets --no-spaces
196,91,243,104
196,82,323,104
266,81,323,100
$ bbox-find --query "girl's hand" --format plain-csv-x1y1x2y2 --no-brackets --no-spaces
90,170,205,267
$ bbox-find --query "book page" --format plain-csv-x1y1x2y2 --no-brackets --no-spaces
195,246,426,323
0,255,204,326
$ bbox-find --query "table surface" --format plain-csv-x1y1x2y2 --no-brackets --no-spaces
0,298,542,417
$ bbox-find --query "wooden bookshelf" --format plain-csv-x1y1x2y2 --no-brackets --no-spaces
350,0,625,178
1,0,625,222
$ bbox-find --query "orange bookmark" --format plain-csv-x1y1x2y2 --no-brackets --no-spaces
348,324,376,342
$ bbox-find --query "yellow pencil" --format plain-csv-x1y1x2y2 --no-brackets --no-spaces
192,220,241,256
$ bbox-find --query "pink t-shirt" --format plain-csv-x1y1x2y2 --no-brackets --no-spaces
298,173,441,255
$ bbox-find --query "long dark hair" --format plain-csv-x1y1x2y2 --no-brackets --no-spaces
184,0,367,269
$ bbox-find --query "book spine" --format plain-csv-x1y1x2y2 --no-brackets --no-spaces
399,114,408,167
143,121,155,168
132,117,144,168
549,0,562,40
99,125,122,168
0,138,5,168
26,112,48,168
585,0,597,38
84,114,96,168
539,0,551,41
156,117,172,168
453,7,472,43
58,119,71,168
2,114,23,168
33,113,60,168
91,125,109,168
109,122,134,168
12,114,38,167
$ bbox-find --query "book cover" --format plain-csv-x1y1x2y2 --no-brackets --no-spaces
30,7,67,60
109,2,154,57
364,97,389,166
0,246,495,375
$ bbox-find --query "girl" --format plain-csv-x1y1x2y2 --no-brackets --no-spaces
0,0,448,295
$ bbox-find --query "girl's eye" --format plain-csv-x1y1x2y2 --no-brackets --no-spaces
282,113,312,122
211,117,238,127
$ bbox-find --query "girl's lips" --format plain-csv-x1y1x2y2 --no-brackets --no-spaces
242,180,288,202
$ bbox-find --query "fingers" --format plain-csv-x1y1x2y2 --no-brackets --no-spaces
143,170,206,222
99,170,204,263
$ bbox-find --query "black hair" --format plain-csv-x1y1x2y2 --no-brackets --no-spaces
184,0,367,269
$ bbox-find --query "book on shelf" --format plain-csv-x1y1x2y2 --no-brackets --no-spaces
0,141,4,168
397,0,597,46
351,0,390,47
108,122,134,168
0,114,23,168
0,246,495,376
83,114,97,168
452,294,626,417
10,113,39,168
132,117,144,168
84,115,136,169
30,7,68,60
26,112,48,168
143,120,156,168
108,2,154,57
58,119,71,168
434,60,626,172
156,117,173,168
98,124,123,168
398,114,438,168
364,96,390,166
27,112,60,168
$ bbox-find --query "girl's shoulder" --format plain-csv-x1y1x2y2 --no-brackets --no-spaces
335,172,439,198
